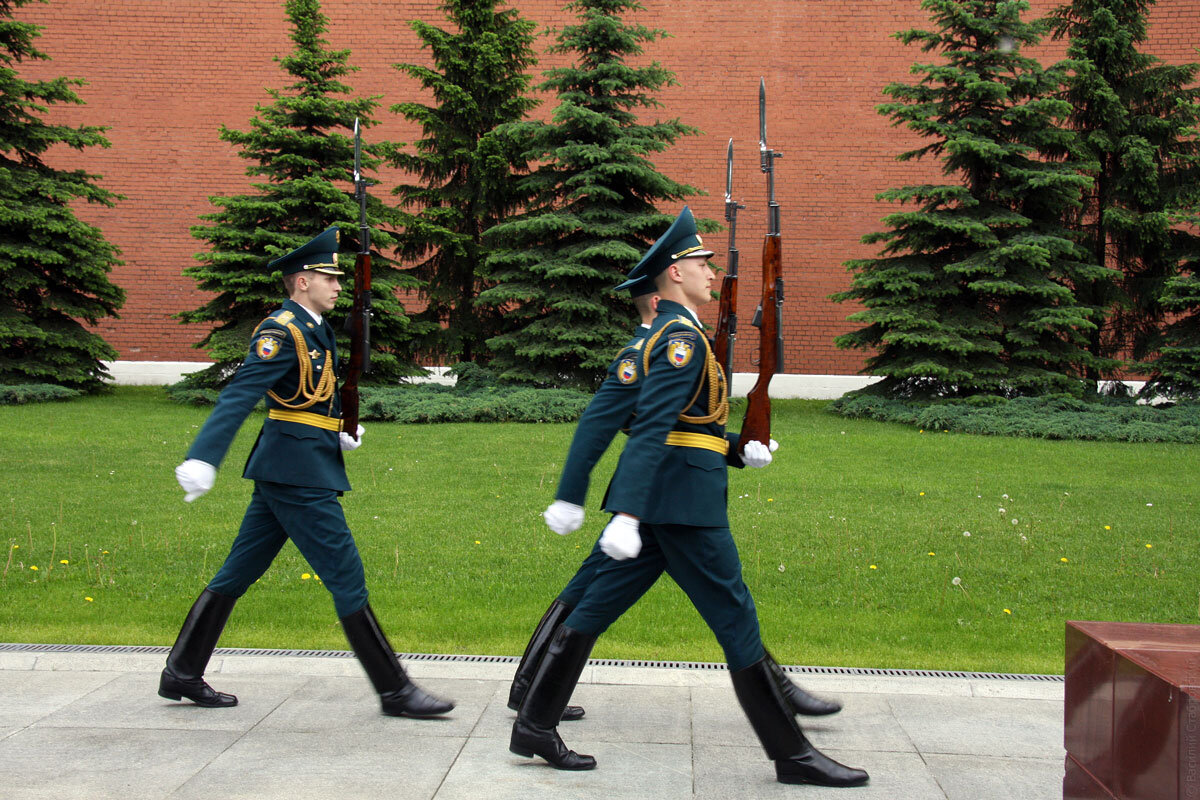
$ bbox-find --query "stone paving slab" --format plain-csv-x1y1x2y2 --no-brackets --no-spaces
925,753,1063,800
170,729,461,800
887,693,1061,760
0,726,240,800
0,669,122,729
0,650,1067,799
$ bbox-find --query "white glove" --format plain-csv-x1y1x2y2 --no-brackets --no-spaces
740,438,779,468
599,514,642,560
543,500,585,535
339,424,366,452
175,459,216,502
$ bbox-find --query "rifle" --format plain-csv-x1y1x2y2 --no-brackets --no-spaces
339,117,373,441
737,79,785,452
713,138,744,380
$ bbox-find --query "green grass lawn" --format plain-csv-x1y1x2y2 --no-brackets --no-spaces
1,386,1195,675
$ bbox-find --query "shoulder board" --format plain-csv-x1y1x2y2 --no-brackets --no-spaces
253,309,296,336
659,318,698,340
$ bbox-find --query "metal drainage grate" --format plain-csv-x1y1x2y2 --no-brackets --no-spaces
0,642,1063,682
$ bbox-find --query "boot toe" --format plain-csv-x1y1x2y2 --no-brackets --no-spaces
775,752,869,787
789,690,842,717
381,685,454,718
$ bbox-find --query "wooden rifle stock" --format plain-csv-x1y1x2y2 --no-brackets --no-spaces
338,250,371,438
737,234,779,451
713,271,737,376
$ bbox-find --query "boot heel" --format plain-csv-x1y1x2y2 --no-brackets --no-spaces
158,688,182,701
509,744,535,758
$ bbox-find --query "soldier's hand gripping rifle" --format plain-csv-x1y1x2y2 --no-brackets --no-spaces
339,118,373,441
713,138,744,380
737,79,785,452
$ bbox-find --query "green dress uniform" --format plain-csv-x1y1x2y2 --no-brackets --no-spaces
160,228,453,720
197,298,367,617
510,207,867,787
564,298,763,668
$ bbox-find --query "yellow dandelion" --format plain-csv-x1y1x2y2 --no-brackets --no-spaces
301,573,312,580
928,552,935,556
919,492,925,496
30,565,38,571
475,540,481,545
85,597,94,602
1003,608,1012,615
767,498,774,502
60,559,69,565
869,564,877,570
1104,525,1111,530
1060,557,1069,563
11,544,17,549
1145,544,1153,549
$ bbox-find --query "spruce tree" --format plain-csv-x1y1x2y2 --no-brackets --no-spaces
387,0,538,365
833,0,1108,398
178,0,412,389
479,0,712,389
1049,0,1200,380
1142,207,1200,399
0,0,124,391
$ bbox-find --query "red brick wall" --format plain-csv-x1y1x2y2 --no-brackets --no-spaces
14,0,1200,374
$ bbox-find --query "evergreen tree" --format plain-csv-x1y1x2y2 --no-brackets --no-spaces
0,0,124,391
1049,0,1200,380
387,0,538,365
479,0,713,389
178,0,412,389
1142,207,1200,399
833,0,1109,398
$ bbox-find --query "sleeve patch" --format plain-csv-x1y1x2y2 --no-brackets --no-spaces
252,330,286,360
617,358,639,384
666,337,695,368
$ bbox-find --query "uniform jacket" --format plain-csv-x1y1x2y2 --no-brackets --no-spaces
186,299,350,492
603,299,744,527
554,325,650,507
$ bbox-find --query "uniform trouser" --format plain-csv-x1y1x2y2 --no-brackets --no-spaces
563,522,765,671
557,539,607,607
207,481,369,618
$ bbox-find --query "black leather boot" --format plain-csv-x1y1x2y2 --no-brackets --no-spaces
508,599,584,721
159,588,238,708
731,657,869,787
765,650,841,716
509,625,597,770
340,604,454,718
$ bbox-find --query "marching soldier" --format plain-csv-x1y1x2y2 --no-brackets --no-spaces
512,273,840,723
509,208,868,787
163,227,453,719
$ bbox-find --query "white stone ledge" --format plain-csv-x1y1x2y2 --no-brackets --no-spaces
102,360,879,399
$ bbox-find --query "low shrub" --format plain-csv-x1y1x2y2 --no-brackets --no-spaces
0,383,82,405
830,389,1200,443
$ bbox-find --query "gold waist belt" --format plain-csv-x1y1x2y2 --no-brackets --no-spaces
267,408,343,432
664,431,729,455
